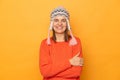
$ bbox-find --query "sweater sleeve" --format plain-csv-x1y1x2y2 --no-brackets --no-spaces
39,39,72,78
55,37,83,78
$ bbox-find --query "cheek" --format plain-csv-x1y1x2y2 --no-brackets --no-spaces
64,26,67,30
53,22,57,27
64,22,67,27
63,23,67,28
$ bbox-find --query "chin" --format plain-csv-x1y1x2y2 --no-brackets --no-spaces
56,32,64,34
55,31,65,34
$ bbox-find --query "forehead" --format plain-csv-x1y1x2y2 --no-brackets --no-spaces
54,15,66,20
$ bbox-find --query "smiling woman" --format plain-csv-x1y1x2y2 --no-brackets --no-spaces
39,6,84,80
53,16,67,33
52,15,69,42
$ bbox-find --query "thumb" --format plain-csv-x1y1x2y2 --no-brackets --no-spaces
74,52,80,57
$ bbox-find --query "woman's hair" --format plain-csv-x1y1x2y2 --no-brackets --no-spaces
47,7,77,45
52,27,71,42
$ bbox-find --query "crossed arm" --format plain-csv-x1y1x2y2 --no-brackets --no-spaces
39,38,83,78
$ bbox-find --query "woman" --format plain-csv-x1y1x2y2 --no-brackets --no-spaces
39,7,84,80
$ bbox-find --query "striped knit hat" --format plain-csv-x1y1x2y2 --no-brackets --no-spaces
47,6,77,45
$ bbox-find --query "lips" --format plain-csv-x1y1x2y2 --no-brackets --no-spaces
56,26,63,30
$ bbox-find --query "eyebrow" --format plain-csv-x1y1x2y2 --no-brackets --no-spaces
54,18,66,20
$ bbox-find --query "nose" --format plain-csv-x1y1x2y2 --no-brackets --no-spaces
58,21,62,26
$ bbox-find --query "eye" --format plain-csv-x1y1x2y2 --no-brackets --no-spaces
62,19,66,22
54,19,58,22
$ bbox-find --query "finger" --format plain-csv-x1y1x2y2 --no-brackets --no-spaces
81,58,84,63
79,61,83,66
79,64,83,66
74,52,80,57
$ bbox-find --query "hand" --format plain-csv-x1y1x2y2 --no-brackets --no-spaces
69,52,84,66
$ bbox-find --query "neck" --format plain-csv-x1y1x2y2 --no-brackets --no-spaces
55,33,65,42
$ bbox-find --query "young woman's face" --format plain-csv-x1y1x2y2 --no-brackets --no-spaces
53,15,67,34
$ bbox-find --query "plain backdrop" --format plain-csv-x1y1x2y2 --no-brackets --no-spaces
0,0,120,80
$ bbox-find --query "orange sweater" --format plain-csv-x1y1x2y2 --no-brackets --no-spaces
39,37,83,80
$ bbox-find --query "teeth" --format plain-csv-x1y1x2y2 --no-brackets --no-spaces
57,26,63,29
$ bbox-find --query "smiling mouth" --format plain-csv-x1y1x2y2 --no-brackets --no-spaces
56,26,63,29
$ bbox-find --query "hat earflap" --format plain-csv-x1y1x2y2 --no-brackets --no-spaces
47,21,53,45
66,18,77,45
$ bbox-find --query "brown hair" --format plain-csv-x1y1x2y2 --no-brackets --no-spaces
52,28,71,42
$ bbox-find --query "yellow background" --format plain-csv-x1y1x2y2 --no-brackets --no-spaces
0,0,120,80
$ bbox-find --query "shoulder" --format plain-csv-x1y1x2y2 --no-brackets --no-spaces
41,38,47,43
74,36,82,43
40,38,48,47
40,37,54,46
72,36,82,47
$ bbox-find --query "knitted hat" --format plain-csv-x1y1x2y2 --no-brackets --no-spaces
47,6,77,45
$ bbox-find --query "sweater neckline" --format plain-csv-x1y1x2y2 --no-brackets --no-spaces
56,41,67,43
